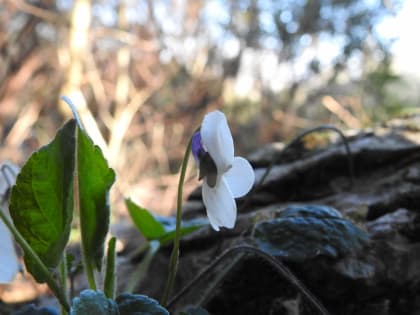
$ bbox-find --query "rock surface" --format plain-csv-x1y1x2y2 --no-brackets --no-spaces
119,119,420,315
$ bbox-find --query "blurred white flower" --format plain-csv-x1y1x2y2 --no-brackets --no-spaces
0,218,19,284
192,111,255,231
0,162,20,284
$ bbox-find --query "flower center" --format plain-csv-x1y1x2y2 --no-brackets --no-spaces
192,131,218,188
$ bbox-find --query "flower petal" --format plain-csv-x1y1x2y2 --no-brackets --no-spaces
0,219,19,283
201,111,234,174
191,131,204,162
224,156,255,198
202,179,237,230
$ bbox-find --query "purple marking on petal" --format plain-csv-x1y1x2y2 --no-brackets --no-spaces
192,131,206,161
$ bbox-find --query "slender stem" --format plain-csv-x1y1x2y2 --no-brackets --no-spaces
196,254,244,307
160,138,192,306
104,237,116,299
125,240,160,294
0,209,70,311
126,240,150,261
83,259,97,290
59,254,69,315
80,236,97,290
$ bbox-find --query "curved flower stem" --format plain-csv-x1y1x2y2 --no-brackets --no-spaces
241,125,354,211
61,96,84,131
160,138,192,306
259,125,354,188
0,209,70,312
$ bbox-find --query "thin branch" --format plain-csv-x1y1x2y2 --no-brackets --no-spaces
167,245,331,315
5,102,41,147
241,125,355,211
322,95,361,129
8,0,65,25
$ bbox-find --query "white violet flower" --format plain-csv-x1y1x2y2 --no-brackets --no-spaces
192,111,255,231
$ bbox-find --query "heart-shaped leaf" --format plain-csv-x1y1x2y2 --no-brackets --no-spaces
77,126,115,270
9,120,76,281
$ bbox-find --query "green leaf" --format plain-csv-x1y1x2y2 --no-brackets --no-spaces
156,216,205,245
159,224,202,246
126,199,204,244
9,120,76,281
70,290,118,315
125,199,166,240
77,126,115,270
116,293,169,315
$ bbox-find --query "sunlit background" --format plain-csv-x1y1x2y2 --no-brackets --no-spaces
0,0,419,217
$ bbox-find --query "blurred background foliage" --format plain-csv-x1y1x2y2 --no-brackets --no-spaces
0,0,419,215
